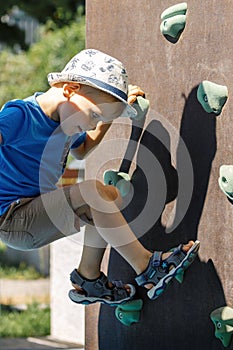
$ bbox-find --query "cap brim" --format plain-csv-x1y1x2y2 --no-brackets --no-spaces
48,73,137,119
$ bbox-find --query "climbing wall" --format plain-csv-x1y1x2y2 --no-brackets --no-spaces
85,1,233,349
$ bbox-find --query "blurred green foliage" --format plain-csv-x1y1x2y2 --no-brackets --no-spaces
0,262,43,280
0,302,50,337
0,1,85,26
0,16,85,106
0,1,85,49
0,242,44,280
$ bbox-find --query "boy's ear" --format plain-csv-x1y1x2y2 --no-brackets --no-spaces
63,83,80,98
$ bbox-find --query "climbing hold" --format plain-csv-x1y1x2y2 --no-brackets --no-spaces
210,306,233,347
131,96,150,121
161,2,187,20
160,3,187,42
116,172,131,197
218,165,233,200
197,80,228,115
103,170,131,197
103,170,119,187
175,268,185,283
160,15,186,40
115,299,143,326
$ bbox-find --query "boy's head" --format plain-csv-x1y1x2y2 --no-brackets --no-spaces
47,49,137,119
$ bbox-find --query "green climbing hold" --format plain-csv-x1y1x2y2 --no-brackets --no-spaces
175,268,184,283
131,96,150,121
218,165,233,200
115,299,143,326
103,170,120,187
210,306,233,347
197,80,228,115
160,3,187,42
160,15,186,39
103,170,131,197
161,2,187,20
116,172,131,197
117,172,131,182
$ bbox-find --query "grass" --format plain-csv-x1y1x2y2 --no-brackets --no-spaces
0,243,50,337
0,303,50,337
0,262,43,280
0,242,44,280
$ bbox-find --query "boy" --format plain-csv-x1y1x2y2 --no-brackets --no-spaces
0,48,199,304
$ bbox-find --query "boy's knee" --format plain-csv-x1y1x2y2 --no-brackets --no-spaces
76,180,122,209
97,182,120,201
96,181,122,207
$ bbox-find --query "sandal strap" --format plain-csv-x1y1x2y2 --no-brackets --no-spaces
70,269,108,288
166,245,186,266
135,245,186,287
70,269,129,301
135,251,162,286
150,251,163,267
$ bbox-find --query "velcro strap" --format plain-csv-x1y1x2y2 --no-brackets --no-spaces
166,245,186,267
70,270,129,300
112,280,124,289
70,269,85,286
135,251,162,286
150,251,162,267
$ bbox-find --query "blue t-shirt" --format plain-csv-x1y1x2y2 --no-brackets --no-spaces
0,93,86,215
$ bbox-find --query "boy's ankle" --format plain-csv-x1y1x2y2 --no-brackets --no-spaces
77,268,101,281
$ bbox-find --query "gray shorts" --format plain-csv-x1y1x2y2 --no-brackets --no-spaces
0,186,89,251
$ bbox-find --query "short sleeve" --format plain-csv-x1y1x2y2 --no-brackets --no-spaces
0,104,25,145
71,132,87,149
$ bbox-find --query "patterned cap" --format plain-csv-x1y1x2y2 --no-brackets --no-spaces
47,48,137,118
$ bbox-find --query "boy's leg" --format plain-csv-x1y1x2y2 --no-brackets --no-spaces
69,180,198,303
77,225,107,279
70,180,152,274
70,180,196,275
0,179,198,302
0,186,82,250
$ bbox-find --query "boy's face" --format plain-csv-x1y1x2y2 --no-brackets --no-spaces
60,87,125,135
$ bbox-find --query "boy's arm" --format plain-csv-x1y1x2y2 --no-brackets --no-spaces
71,84,146,160
70,121,111,160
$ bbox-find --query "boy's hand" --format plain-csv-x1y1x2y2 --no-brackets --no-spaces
127,84,145,104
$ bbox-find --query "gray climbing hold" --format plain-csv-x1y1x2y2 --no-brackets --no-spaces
103,170,131,197
161,2,187,20
160,3,187,42
160,15,186,39
197,80,228,115
218,165,233,200
131,96,150,121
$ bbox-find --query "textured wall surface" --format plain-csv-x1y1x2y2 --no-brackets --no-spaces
85,1,233,349
50,231,85,345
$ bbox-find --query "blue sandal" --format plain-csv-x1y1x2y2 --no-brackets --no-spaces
68,270,136,306
135,240,200,300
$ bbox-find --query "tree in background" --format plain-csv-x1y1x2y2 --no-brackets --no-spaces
0,3,85,106
0,1,85,50
15,0,85,26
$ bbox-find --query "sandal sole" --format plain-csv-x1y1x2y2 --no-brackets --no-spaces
147,240,200,300
68,284,136,306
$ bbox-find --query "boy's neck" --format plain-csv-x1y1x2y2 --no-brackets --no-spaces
36,88,62,122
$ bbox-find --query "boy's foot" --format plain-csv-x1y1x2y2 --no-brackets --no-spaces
135,240,200,300
68,270,135,306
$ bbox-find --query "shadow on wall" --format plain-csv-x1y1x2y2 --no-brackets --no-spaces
98,86,226,350
174,86,217,238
